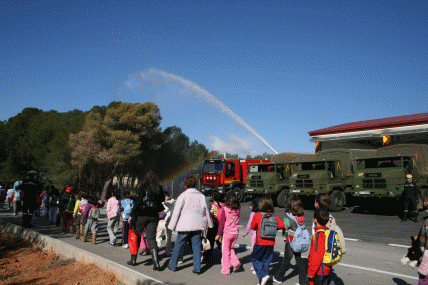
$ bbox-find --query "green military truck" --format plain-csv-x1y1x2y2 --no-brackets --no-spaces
244,153,316,208
352,144,428,209
244,162,291,208
288,149,376,211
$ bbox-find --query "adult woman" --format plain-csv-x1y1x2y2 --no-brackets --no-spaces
127,170,165,271
168,175,214,274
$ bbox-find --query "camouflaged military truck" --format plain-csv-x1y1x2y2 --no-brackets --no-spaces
352,144,428,210
288,149,376,211
244,153,315,208
244,162,291,208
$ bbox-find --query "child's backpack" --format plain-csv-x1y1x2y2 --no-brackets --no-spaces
259,212,278,239
326,220,346,254
89,207,101,219
317,227,342,266
286,213,310,253
122,200,134,219
78,199,88,214
65,196,75,214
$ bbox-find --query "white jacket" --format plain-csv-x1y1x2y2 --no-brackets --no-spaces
168,188,213,232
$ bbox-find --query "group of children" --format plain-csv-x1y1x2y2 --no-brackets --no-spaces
201,192,338,285
37,184,338,285
58,188,175,252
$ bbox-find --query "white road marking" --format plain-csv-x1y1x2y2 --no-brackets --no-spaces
338,263,418,280
388,244,409,248
231,244,416,280
344,238,359,241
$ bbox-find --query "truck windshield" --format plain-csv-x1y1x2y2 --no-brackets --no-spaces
249,164,275,173
356,157,403,169
292,161,325,171
203,161,224,173
248,165,259,173
258,164,275,172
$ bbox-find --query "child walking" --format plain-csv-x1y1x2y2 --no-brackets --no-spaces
121,190,135,249
250,195,285,285
60,186,75,234
81,195,105,244
272,195,308,285
156,191,175,256
312,194,336,235
215,194,241,275
308,208,332,285
243,197,260,273
48,190,60,225
107,190,121,245
74,192,87,239
203,191,224,262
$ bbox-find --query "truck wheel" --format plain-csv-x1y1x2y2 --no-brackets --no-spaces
233,187,245,202
276,189,288,208
329,190,345,212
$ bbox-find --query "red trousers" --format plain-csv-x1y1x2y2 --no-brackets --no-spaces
62,211,73,233
129,227,139,255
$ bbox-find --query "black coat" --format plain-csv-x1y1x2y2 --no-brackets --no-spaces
130,183,164,235
21,178,42,202
403,182,421,199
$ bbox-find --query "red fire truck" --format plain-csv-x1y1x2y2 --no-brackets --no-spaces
200,157,270,201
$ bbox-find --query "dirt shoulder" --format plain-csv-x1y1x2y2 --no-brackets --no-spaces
0,232,120,285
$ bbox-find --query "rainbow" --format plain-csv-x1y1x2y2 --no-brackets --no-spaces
161,159,204,187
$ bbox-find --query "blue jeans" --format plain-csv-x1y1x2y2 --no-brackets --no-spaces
251,244,274,282
168,231,202,272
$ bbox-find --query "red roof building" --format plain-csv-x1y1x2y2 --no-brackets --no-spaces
308,112,428,152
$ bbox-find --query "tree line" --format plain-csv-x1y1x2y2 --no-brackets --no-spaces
0,101,272,199
0,101,213,199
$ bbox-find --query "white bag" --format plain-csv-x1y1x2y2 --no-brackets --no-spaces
201,231,211,251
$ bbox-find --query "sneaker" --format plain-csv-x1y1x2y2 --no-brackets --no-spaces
272,276,282,283
221,270,230,275
252,270,256,275
178,260,184,264
122,244,129,248
261,275,270,285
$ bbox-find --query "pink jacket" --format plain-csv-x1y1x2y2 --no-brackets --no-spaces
217,206,240,236
107,197,120,219
168,188,214,232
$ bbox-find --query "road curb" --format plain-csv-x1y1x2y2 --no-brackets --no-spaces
0,220,165,285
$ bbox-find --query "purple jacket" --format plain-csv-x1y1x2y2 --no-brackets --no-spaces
81,201,105,221
168,188,213,232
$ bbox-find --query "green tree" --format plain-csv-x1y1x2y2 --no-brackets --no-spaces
70,102,162,200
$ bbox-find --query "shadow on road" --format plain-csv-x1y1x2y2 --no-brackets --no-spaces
392,277,414,285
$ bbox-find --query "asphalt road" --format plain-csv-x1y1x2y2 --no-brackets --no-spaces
0,199,422,285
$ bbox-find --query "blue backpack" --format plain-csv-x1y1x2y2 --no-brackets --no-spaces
286,213,310,253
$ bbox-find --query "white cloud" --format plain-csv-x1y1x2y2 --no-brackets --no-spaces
209,135,258,157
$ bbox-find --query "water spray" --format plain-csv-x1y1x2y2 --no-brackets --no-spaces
139,68,279,154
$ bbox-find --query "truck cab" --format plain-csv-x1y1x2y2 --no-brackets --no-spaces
353,155,417,202
289,159,350,211
200,158,268,200
245,162,291,207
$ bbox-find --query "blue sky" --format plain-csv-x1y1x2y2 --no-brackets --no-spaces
1,0,427,156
